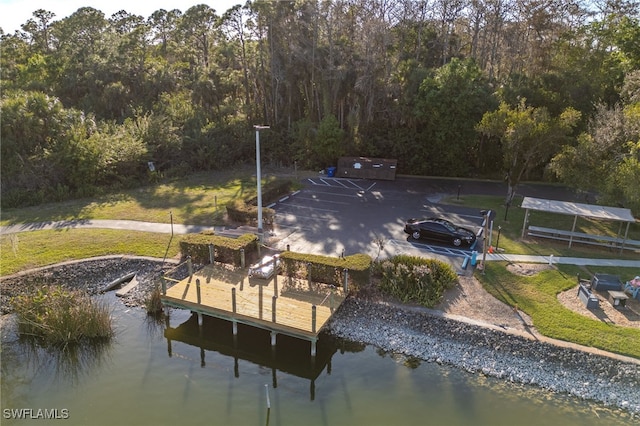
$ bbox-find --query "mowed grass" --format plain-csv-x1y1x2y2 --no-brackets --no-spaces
477,262,640,358
0,229,181,276
0,168,283,227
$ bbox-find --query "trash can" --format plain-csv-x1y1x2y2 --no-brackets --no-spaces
327,166,336,177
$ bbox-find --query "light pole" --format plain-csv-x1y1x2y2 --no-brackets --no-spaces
254,125,270,242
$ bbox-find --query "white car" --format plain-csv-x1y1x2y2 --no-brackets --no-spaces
248,255,279,279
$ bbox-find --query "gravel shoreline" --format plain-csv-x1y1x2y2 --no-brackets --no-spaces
2,257,639,416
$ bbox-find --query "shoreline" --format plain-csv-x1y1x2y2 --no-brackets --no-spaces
327,297,640,416
2,257,639,416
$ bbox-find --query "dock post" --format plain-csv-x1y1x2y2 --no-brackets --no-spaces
307,263,312,288
312,305,317,333
161,275,167,295
209,244,215,264
197,312,203,327
187,256,193,282
196,279,201,304
310,339,317,357
343,268,349,293
272,296,277,322
232,288,237,313
270,331,277,347
232,321,238,336
240,249,245,268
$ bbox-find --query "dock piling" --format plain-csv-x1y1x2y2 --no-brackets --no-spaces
232,287,237,312
196,279,201,304
312,305,317,333
272,296,277,322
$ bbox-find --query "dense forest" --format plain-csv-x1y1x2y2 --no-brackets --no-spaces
1,0,639,213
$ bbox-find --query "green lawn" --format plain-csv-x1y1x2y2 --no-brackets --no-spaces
2,173,639,357
0,168,290,227
0,229,181,276
477,262,640,358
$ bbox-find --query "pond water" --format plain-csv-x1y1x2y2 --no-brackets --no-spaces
1,294,634,426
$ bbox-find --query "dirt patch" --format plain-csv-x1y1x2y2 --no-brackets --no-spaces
506,262,553,276
438,263,639,332
435,274,535,332
558,286,640,329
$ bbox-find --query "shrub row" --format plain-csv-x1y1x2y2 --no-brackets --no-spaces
373,255,458,307
279,251,372,290
179,232,259,266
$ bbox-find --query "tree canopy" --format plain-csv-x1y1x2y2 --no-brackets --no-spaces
1,1,639,213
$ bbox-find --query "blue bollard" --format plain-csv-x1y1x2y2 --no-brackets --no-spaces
470,251,478,266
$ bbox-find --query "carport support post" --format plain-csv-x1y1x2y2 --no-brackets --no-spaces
521,209,530,239
568,215,578,248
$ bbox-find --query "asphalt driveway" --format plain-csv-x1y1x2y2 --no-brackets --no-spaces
268,176,498,264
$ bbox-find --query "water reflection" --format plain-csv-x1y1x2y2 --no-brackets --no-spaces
163,313,365,400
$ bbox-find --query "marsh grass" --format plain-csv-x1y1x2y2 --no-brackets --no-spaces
11,286,113,346
145,283,164,315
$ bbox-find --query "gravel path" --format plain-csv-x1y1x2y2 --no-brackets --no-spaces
1,257,639,417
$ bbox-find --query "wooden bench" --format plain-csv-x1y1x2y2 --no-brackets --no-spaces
527,225,640,250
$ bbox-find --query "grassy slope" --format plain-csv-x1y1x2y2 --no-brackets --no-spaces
478,262,640,358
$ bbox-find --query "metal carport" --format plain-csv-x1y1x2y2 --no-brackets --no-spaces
520,197,637,251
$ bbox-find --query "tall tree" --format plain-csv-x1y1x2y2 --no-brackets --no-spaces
477,100,581,202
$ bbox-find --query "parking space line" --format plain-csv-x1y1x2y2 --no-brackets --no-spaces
292,196,350,205
276,204,339,213
366,182,377,191
333,179,350,188
346,180,363,190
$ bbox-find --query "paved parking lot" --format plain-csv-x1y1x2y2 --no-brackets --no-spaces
267,176,488,267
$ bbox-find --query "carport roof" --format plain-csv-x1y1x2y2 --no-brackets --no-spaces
521,197,636,222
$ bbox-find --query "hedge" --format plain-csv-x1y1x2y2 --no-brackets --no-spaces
278,251,371,290
179,232,258,266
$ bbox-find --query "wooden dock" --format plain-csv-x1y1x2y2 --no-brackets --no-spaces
160,264,346,355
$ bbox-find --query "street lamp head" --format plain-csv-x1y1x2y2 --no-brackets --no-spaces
254,125,270,130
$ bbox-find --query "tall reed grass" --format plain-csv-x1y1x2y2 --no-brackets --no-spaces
11,286,113,346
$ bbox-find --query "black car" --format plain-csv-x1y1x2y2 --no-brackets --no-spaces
404,218,476,247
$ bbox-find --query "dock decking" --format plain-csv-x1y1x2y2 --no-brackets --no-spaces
160,264,345,355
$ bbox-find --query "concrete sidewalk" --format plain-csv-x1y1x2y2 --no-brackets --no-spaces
0,219,216,236
2,219,639,268
486,253,640,268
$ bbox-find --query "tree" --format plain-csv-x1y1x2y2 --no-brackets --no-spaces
476,100,581,202
414,58,497,176
550,71,640,214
